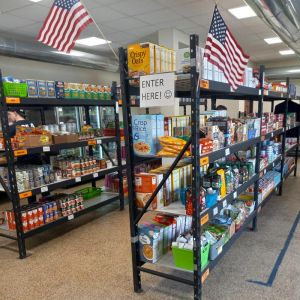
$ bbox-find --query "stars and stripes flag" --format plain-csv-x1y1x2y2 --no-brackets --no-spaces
204,6,250,90
37,0,93,53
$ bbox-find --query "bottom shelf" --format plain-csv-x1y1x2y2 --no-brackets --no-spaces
0,192,120,239
283,165,296,181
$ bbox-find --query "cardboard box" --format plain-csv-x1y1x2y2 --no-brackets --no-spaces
37,80,47,97
52,133,78,144
26,80,38,98
47,81,56,98
23,134,52,148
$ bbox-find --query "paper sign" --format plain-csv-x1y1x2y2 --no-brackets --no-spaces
41,186,48,193
19,191,32,199
93,173,98,178
200,156,209,166
97,139,102,145
43,146,50,152
213,207,218,216
225,148,230,156
217,246,223,255
6,97,20,104
202,269,210,283
75,177,81,183
200,79,209,89
88,140,97,146
223,200,227,208
140,73,175,107
68,214,74,221
233,192,237,199
14,149,28,157
201,214,209,225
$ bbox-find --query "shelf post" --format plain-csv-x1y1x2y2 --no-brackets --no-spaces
294,125,299,176
112,81,124,210
279,77,290,195
190,34,202,300
0,69,26,258
119,47,142,292
252,65,264,231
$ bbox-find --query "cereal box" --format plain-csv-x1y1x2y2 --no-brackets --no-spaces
64,82,71,98
128,43,155,77
55,81,65,99
26,79,38,98
37,80,47,97
47,81,56,98
132,114,164,157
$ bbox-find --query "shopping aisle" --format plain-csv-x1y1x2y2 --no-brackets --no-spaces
0,171,299,300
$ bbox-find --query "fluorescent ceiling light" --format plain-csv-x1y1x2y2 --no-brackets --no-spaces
29,0,43,2
288,69,300,73
76,37,111,46
279,49,295,55
264,37,282,44
52,50,85,57
228,5,256,19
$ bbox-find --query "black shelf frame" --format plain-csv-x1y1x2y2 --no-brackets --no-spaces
0,73,124,259
120,34,298,300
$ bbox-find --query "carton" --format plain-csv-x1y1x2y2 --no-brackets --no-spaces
127,43,155,77
55,81,65,99
47,81,56,98
37,80,47,97
23,134,52,148
138,221,163,263
64,83,71,98
52,133,78,144
26,80,38,98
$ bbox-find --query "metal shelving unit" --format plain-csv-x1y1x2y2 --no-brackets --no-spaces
0,74,124,259
120,34,299,300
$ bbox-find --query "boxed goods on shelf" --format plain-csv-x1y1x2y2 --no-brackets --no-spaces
3,77,27,97
14,127,52,148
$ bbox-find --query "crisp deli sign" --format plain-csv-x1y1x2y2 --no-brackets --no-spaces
140,72,175,108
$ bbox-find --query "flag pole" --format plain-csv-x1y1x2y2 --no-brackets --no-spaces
81,1,119,62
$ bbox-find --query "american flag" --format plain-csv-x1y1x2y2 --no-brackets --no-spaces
204,6,249,90
37,0,93,53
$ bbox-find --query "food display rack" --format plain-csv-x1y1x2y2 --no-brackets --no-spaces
119,34,299,300
0,72,124,259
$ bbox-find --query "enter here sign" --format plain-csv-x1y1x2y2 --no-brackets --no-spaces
140,72,175,108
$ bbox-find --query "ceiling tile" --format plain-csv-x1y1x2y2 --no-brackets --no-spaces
155,0,198,7
219,0,246,10
106,31,138,43
172,0,214,18
0,0,30,12
91,7,126,22
130,26,160,38
102,17,149,31
9,22,43,37
110,0,163,16
8,5,50,22
135,9,181,24
0,14,35,30
157,18,198,30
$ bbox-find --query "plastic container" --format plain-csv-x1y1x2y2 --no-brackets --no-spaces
172,243,210,271
75,187,102,200
205,191,218,208
3,82,28,97
209,236,226,260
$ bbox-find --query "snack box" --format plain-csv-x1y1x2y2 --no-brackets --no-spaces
23,134,52,148
127,43,155,77
55,81,65,99
138,221,163,263
85,84,92,99
64,83,71,98
47,81,56,98
26,79,38,98
132,114,164,157
37,80,47,98
70,83,80,99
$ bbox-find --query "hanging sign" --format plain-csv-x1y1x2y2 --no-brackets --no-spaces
140,73,175,107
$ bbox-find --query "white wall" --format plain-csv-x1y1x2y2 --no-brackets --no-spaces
0,55,119,84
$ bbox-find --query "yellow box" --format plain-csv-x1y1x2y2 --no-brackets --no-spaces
155,45,161,74
127,43,155,77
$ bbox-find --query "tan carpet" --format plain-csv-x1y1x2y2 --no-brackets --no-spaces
0,171,299,300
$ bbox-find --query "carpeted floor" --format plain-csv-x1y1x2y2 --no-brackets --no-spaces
0,171,299,300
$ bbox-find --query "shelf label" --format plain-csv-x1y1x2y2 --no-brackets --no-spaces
97,139,102,145
271,132,274,138
201,268,210,283
14,149,28,157
41,186,48,193
223,200,227,208
200,156,209,166
200,79,209,89
140,73,175,108
261,136,265,141
213,207,218,216
19,191,32,199
233,191,237,199
75,177,81,183
273,162,275,167
264,169,267,174
118,99,122,105
93,172,98,178
225,148,230,156
88,140,97,146
68,214,74,221
201,214,209,226
43,146,50,152
115,102,119,114
6,97,20,104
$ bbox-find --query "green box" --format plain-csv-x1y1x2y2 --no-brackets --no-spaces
3,82,27,98
75,187,102,200
172,243,210,271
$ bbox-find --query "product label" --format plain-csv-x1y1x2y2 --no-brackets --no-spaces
200,156,209,166
75,177,81,183
97,139,102,145
14,149,28,157
6,97,20,104
233,192,237,199
225,148,230,156
88,140,97,146
200,214,209,226
93,173,98,178
68,214,74,221
223,200,227,208
200,79,209,89
19,191,33,199
217,246,223,255
43,146,50,152
213,207,218,216
41,186,48,193
202,268,210,283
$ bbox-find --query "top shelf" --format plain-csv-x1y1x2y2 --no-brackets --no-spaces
3,97,116,107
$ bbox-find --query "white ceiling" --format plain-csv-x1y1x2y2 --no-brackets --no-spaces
0,0,298,63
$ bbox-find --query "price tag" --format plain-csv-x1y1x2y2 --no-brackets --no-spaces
6,97,20,104
200,79,209,89
259,90,262,96
75,177,81,183
88,140,97,146
217,246,223,255
213,207,218,216
118,99,122,105
41,186,48,193
14,149,28,157
200,214,209,226
264,169,267,175
93,172,98,178
43,146,50,152
271,132,274,138
68,214,74,221
19,191,32,199
233,191,237,199
223,200,227,208
225,148,230,156
273,162,275,167
97,139,102,145
201,269,210,283
115,102,119,114
200,156,209,166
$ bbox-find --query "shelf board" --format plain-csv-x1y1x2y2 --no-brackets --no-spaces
5,97,116,107
260,155,282,174
17,166,119,199
283,165,296,181
286,122,300,132
23,192,119,238
285,144,298,154
13,136,117,157
262,128,284,140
